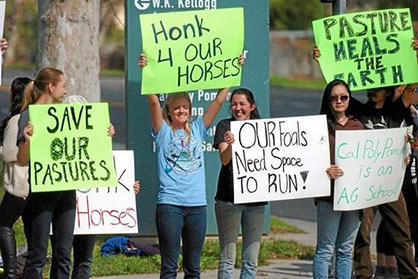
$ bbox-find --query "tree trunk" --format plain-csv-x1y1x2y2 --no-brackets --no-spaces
37,0,100,102
4,0,26,64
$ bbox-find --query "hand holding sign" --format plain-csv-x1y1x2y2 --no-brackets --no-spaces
0,37,7,56
326,165,344,180
413,38,418,51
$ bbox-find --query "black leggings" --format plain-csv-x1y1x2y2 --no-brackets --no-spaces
0,191,27,228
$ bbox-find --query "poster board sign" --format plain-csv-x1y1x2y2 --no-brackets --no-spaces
139,7,244,94
231,115,331,204
0,1,6,85
312,8,418,91
334,127,410,210
74,150,138,235
29,103,117,192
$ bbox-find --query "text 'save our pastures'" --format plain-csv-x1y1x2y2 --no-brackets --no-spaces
334,127,410,211
140,8,244,94
312,9,418,91
29,103,117,192
231,115,331,204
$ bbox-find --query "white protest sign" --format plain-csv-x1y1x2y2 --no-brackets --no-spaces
334,127,410,211
74,150,138,234
0,1,6,86
231,115,331,204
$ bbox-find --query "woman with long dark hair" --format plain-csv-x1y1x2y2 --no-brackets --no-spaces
213,88,265,279
0,77,31,279
313,79,364,279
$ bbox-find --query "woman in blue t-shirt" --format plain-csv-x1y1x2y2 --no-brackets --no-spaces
138,53,244,278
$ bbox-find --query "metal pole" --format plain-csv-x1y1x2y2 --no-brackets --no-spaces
332,0,346,15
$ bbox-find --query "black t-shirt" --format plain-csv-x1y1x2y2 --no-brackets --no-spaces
213,118,234,203
350,97,408,129
213,118,266,205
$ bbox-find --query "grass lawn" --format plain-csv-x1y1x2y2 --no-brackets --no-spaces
11,214,312,277
7,213,314,277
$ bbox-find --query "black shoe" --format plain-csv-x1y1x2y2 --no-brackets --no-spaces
0,227,17,279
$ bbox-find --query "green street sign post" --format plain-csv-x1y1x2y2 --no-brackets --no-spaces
126,0,270,235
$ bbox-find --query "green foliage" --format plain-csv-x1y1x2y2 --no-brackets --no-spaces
269,0,325,30
86,237,313,276
260,239,315,260
375,0,418,20
270,75,327,90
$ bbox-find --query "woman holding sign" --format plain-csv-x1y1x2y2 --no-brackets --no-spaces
138,53,243,279
16,68,114,279
313,79,364,279
16,67,75,279
0,77,31,279
212,88,265,279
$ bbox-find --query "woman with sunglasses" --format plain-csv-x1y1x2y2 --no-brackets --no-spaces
313,79,364,279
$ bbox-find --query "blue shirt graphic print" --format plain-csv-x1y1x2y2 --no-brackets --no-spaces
153,117,209,206
165,134,201,174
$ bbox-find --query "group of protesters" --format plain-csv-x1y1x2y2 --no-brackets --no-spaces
0,23,418,279
313,39,418,279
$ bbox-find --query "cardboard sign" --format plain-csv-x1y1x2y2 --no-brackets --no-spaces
74,150,138,235
29,103,117,192
334,127,410,210
312,9,418,91
140,8,244,94
231,115,331,204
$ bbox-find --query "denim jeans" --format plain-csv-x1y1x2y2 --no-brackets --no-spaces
354,193,418,279
22,190,76,279
215,200,265,279
313,201,360,279
71,235,96,279
156,204,207,279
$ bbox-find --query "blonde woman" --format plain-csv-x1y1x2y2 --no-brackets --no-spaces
138,53,243,278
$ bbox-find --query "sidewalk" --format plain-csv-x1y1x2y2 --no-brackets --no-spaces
94,259,313,279
94,217,378,279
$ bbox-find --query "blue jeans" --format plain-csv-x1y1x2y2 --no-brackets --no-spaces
71,235,96,279
22,191,76,279
156,204,207,279
313,201,360,279
215,200,265,279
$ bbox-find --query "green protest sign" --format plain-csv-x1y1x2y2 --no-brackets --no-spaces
29,103,117,192
312,8,418,91
139,8,244,94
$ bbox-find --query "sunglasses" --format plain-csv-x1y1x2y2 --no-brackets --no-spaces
330,95,349,102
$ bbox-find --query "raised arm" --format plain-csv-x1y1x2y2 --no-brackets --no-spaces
203,88,229,129
148,95,163,134
138,53,163,134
